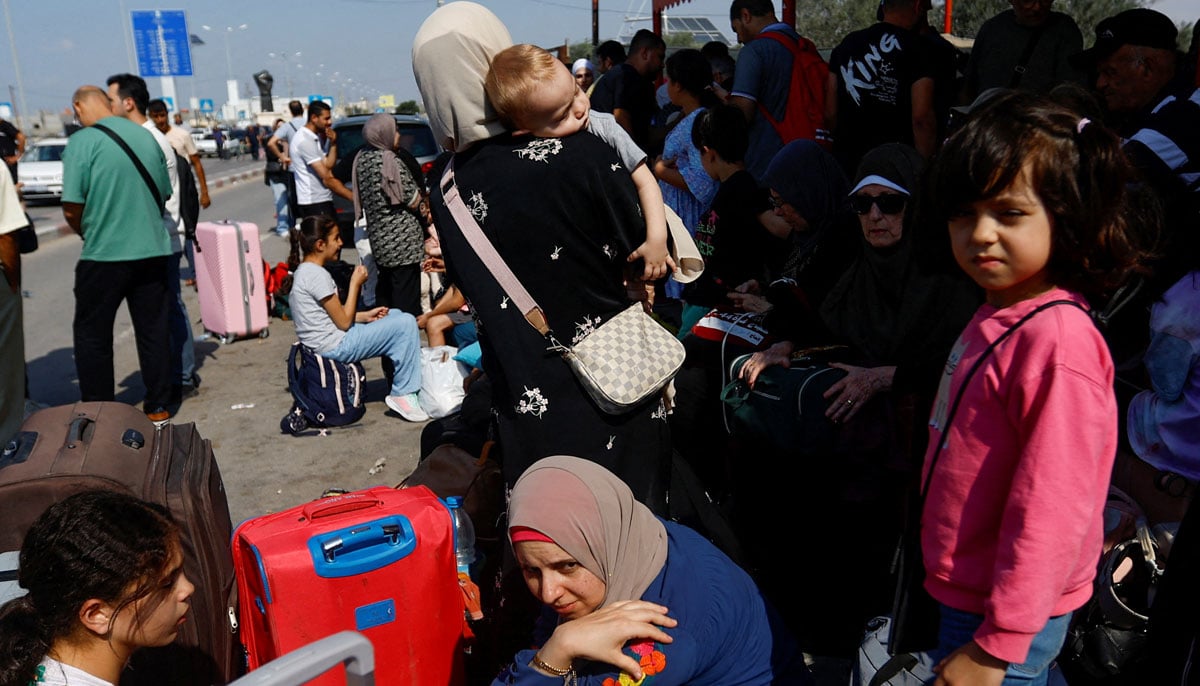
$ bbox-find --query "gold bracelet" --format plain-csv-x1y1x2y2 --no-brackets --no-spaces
530,652,573,677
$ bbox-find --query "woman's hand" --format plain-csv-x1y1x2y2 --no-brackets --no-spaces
356,306,388,323
628,240,675,281
822,364,896,423
733,279,761,295
933,641,1007,686
726,291,771,313
535,600,677,681
350,264,368,288
738,341,794,388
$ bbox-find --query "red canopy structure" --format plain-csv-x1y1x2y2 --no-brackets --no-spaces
649,0,797,35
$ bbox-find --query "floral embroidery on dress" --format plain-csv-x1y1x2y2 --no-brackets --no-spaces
610,162,623,172
516,386,549,418
572,315,602,345
500,296,510,310
550,245,563,261
606,435,616,450
651,402,667,421
602,244,616,260
514,138,563,163
601,639,667,685
467,191,489,222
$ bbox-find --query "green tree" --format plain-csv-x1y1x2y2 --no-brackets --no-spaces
664,31,698,48
395,100,420,115
568,40,595,62
931,0,1148,40
796,0,880,48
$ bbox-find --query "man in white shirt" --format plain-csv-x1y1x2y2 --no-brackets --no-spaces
266,100,308,227
107,73,199,400
0,150,26,442
289,100,352,221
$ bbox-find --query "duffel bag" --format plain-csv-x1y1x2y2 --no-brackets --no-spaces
720,352,846,454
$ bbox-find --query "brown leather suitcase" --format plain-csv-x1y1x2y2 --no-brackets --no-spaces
0,401,241,685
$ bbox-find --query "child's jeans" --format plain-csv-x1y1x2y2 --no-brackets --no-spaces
930,604,1070,685
324,311,421,398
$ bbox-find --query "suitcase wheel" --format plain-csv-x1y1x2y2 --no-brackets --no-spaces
259,328,270,339
219,334,233,345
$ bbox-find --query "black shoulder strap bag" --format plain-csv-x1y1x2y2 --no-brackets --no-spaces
91,122,165,215
887,299,1086,657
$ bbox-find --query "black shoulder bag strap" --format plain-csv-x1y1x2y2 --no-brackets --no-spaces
91,123,165,214
1008,22,1047,89
920,299,1086,497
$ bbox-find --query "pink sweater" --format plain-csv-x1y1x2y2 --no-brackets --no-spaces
921,288,1116,664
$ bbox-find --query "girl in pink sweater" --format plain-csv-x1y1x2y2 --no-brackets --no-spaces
920,92,1153,685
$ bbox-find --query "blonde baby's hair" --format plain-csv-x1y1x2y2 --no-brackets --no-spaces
485,44,568,129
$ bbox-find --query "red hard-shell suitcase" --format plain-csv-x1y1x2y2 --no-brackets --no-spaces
0,402,240,685
195,220,271,343
233,486,467,686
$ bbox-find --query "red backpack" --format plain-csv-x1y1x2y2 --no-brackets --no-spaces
755,31,831,149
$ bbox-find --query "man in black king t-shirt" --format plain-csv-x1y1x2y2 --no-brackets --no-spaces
827,0,936,174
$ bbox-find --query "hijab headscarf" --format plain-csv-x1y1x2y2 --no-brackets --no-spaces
508,456,668,609
352,113,415,220
412,2,512,152
818,143,941,363
572,58,595,76
761,140,849,279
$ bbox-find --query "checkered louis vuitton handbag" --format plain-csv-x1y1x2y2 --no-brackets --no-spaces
439,161,684,415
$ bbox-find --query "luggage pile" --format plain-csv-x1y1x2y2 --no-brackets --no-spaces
1,402,480,685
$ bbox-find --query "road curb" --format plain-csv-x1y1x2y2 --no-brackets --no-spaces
33,167,265,240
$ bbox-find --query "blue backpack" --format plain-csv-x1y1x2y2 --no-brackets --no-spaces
280,343,366,434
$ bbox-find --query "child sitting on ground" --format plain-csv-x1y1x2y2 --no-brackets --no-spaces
486,44,673,281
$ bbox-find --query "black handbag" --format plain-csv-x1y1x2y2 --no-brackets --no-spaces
887,299,1085,655
15,214,36,254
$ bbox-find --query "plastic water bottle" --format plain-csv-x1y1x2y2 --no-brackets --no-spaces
447,496,476,576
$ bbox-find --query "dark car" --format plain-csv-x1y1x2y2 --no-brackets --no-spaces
330,114,440,233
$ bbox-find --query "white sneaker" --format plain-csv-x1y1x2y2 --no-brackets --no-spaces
386,393,429,422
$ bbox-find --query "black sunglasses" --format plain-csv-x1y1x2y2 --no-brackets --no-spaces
850,193,906,216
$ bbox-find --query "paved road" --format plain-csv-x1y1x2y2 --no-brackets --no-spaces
21,165,426,525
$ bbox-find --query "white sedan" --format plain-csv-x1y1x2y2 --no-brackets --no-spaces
191,130,219,157
17,138,68,202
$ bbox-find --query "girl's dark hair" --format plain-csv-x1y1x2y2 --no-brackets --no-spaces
287,215,339,271
0,491,179,686
665,49,720,108
691,104,749,163
929,90,1156,297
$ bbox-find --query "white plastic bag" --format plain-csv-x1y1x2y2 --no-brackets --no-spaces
419,346,467,419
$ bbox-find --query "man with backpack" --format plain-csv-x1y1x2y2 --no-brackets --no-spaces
266,100,307,232
827,0,938,174
727,0,830,179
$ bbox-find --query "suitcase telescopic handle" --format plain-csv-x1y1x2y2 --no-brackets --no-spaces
66,416,92,448
226,630,375,686
302,494,382,521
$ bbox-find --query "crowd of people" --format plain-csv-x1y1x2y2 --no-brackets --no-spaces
1,0,1199,684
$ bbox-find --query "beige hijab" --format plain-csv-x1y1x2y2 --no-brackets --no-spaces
412,2,511,152
508,456,669,609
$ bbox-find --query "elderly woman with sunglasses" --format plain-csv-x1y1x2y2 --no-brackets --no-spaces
738,143,979,424
734,143,980,660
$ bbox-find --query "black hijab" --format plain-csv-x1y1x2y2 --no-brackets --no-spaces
818,144,958,364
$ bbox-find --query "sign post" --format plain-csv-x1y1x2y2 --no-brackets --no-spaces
131,10,194,77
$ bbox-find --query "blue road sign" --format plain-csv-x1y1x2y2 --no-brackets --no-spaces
199,99,214,113
132,10,194,77
163,96,175,111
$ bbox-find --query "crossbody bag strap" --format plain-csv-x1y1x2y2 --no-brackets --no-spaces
437,160,552,336
91,123,165,214
1008,23,1047,89
920,299,1086,498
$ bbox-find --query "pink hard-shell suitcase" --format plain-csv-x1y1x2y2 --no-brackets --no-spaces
194,220,270,343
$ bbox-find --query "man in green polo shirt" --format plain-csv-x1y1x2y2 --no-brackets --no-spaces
62,85,174,422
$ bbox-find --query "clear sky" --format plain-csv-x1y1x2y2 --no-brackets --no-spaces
1,0,1195,120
